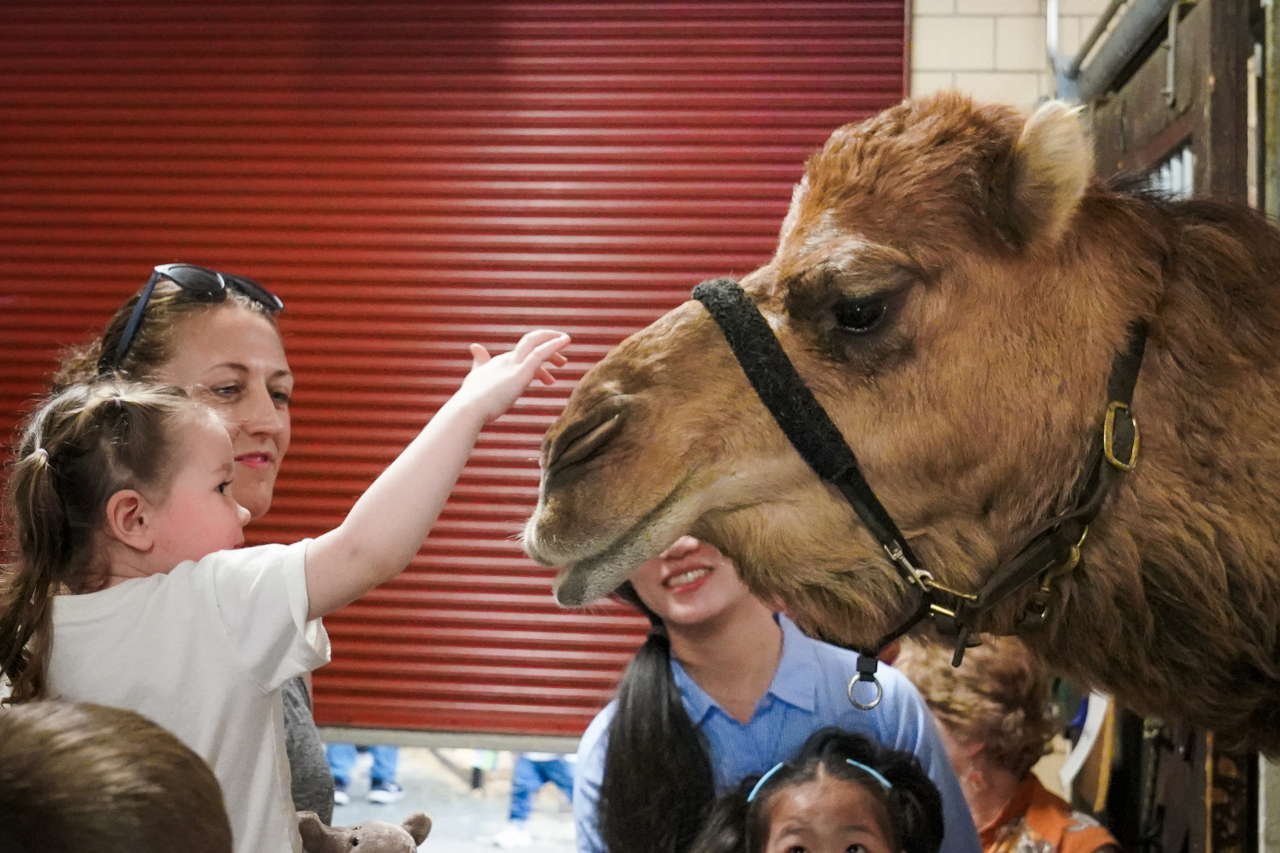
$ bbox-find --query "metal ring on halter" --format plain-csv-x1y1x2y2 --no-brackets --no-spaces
847,673,884,710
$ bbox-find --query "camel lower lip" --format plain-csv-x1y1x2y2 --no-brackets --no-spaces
545,478,694,605
554,553,642,606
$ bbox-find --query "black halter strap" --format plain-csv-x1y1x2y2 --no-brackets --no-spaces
692,277,1147,705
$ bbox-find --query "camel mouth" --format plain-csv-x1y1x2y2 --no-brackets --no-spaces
546,478,696,606
550,519,670,605
554,559,635,607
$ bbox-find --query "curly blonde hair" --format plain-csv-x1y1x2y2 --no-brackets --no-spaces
894,636,1057,778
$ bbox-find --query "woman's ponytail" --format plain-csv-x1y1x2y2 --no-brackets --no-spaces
598,583,716,853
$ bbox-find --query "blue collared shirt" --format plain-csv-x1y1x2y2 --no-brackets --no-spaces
573,614,981,853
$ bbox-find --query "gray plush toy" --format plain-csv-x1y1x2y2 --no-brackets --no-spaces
297,811,432,852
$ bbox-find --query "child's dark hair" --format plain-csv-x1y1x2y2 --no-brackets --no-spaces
689,728,945,853
0,381,201,703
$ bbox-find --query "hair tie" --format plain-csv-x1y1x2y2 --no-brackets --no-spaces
746,762,786,802
112,396,124,409
32,447,49,464
846,758,893,790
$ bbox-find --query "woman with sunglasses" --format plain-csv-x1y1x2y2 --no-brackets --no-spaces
53,264,327,821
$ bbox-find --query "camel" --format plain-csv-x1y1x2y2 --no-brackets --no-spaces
522,92,1280,754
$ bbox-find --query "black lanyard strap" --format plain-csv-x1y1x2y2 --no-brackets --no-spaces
691,277,929,587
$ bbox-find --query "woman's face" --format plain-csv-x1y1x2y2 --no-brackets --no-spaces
762,769,899,853
629,535,757,627
156,306,293,521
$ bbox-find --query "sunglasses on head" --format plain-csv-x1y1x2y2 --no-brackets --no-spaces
99,263,284,374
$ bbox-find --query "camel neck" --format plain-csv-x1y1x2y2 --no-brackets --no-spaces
667,598,784,724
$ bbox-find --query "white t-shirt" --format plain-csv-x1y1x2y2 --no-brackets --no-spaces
47,540,329,853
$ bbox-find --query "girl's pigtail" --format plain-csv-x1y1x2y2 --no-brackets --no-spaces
599,582,717,853
883,755,945,853
0,435,73,703
688,778,754,853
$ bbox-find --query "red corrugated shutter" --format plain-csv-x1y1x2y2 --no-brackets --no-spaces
0,1,906,737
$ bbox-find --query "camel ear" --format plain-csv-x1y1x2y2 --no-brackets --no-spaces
1002,100,1091,250
775,176,810,255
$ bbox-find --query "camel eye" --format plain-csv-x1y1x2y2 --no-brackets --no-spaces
833,295,888,334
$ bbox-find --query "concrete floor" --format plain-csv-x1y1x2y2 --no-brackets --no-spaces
329,747,576,853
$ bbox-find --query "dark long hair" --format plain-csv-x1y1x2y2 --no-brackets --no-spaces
598,582,717,853
689,728,945,853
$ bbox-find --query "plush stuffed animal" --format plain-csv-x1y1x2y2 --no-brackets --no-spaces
297,811,432,852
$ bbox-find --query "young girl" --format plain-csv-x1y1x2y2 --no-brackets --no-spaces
690,728,946,853
0,328,569,853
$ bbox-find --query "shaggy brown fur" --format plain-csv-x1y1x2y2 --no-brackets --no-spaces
523,92,1280,753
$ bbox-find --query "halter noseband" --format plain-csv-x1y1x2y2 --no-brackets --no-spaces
692,277,1147,709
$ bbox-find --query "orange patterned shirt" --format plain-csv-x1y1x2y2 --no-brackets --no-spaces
982,775,1118,853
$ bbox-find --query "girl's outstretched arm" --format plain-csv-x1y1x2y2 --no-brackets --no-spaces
303,329,570,620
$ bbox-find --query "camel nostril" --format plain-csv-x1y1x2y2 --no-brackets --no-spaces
546,406,627,479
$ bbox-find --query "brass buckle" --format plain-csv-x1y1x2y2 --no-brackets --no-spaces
1020,526,1088,630
1103,401,1139,472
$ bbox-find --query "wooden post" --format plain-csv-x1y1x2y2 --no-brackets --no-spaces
1266,0,1280,216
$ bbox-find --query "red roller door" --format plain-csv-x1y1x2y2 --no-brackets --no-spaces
0,1,907,737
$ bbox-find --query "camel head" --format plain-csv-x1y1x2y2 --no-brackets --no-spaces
526,92,1124,639
524,92,1280,748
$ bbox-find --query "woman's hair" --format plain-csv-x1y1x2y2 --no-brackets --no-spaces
0,700,232,852
598,581,717,853
690,728,945,853
0,380,200,703
893,636,1056,777
52,279,277,389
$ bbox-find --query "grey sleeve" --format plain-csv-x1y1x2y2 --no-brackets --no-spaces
282,675,335,824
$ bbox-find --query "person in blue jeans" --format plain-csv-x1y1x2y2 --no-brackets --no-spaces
494,753,574,848
327,743,404,805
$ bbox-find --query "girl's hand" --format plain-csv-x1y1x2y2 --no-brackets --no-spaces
458,330,570,422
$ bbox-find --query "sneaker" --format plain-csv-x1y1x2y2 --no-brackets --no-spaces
333,782,350,806
493,822,532,849
367,780,405,804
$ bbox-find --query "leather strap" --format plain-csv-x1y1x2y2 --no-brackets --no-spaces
693,277,1148,673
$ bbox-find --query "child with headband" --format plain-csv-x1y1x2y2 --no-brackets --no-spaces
690,727,946,853
0,329,569,853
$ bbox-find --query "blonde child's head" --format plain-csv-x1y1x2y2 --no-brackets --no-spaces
691,728,945,853
0,380,220,703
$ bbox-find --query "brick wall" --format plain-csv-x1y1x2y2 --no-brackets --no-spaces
912,0,1110,111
